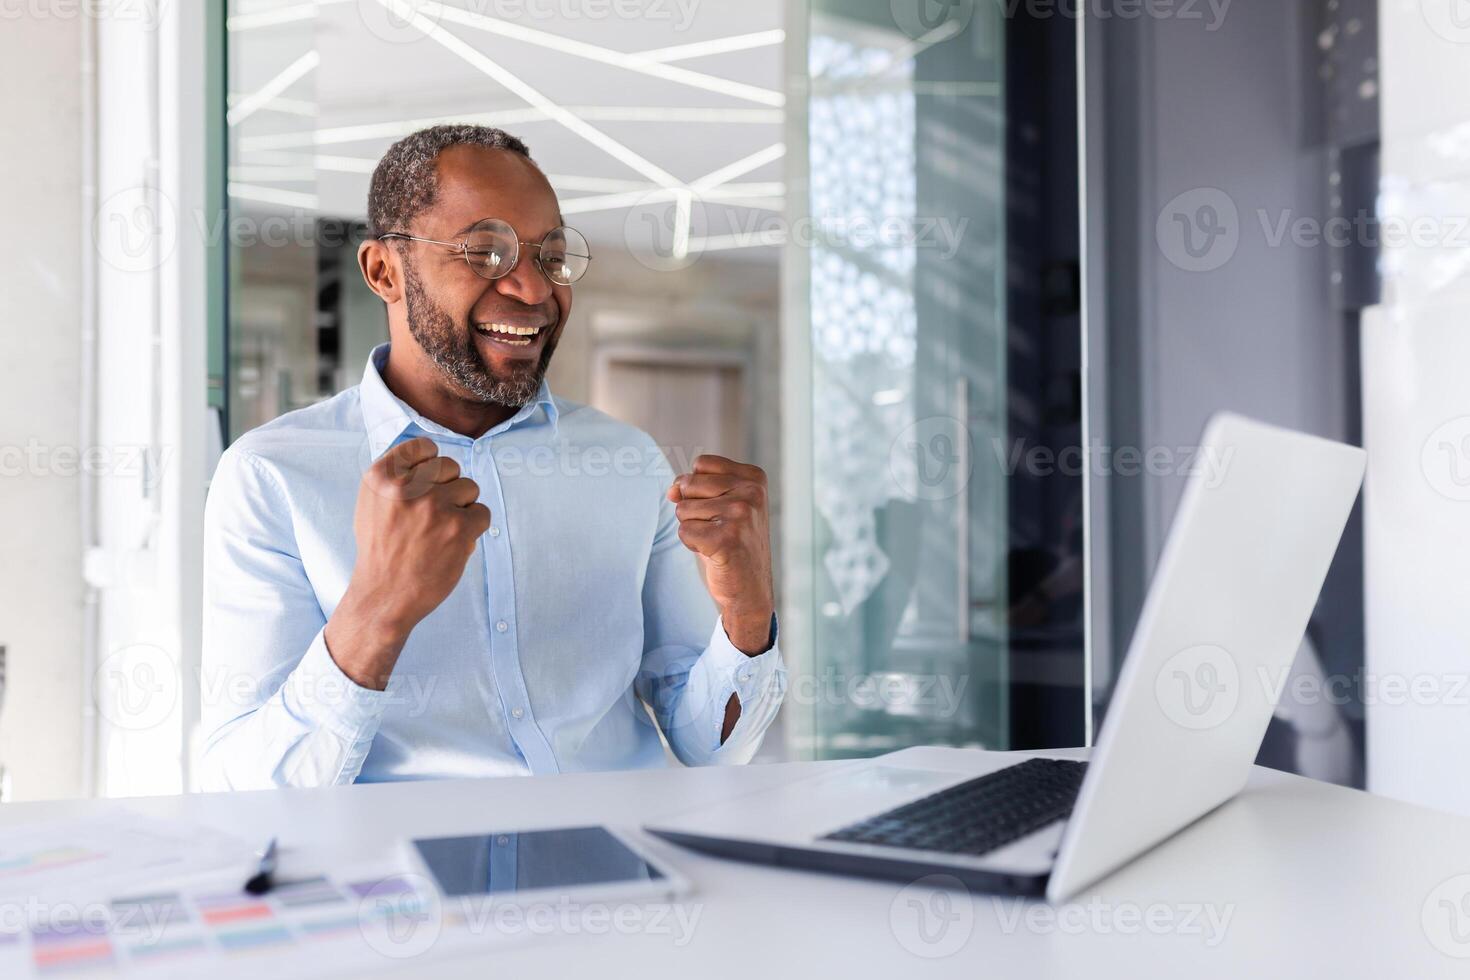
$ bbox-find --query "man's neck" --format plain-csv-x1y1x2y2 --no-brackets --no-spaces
380,347,518,439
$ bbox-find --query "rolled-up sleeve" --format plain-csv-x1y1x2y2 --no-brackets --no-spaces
200,447,390,790
634,487,788,766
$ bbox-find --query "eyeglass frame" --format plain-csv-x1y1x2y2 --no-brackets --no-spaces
377,220,592,285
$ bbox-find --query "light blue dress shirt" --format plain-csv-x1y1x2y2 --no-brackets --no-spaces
200,344,786,790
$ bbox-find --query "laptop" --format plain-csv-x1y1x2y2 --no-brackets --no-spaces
646,413,1366,902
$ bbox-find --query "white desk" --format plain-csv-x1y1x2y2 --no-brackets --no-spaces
6,748,1470,978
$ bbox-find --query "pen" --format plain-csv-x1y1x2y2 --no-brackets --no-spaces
244,837,278,896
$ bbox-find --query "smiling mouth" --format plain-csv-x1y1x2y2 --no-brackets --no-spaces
474,322,547,347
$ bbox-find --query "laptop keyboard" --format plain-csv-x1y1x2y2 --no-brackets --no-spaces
821,758,1088,858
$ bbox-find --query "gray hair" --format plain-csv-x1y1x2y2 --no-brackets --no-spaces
367,124,534,238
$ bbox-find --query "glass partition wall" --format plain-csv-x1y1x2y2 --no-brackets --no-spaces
793,0,1084,758
224,0,1085,762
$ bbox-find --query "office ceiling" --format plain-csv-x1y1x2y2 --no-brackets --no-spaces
227,0,787,264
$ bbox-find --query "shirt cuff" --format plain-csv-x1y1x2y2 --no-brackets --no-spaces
705,615,786,752
281,628,393,742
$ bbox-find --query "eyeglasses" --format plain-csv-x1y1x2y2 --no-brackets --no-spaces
379,218,591,285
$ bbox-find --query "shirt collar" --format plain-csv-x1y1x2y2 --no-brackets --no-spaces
360,343,559,459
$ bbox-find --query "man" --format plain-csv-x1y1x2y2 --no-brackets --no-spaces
201,125,786,789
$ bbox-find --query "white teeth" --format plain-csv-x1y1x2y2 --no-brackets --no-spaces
478,322,540,336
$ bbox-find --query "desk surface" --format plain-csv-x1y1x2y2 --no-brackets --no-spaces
5,748,1470,978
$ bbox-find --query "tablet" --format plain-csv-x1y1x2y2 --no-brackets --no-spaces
407,825,691,905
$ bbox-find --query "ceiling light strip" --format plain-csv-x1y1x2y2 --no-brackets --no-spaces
691,143,786,191
379,0,683,190
632,29,786,64
228,182,320,209
227,51,321,127
426,1,785,108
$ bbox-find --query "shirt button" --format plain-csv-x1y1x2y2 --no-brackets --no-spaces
496,835,509,846
489,525,501,538
496,620,508,633
512,707,524,719
739,670,751,682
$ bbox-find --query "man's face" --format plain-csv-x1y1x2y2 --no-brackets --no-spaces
398,145,572,408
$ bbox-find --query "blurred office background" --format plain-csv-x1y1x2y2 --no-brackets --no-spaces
2,0,1468,815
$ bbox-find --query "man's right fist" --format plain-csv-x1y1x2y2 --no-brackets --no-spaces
324,436,490,689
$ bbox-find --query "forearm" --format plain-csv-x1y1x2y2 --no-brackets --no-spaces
322,584,417,690
200,629,389,790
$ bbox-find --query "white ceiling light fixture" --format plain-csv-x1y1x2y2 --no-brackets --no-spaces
691,143,786,191
227,50,321,127
313,155,380,174
423,1,785,108
239,106,781,153
226,93,317,118
376,0,684,191
686,229,787,252
633,29,786,64
228,182,320,210
559,184,785,216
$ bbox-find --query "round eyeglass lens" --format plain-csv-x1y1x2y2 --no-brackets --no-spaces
537,226,591,285
462,219,518,280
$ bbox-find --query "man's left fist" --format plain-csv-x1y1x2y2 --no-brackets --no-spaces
668,454,776,655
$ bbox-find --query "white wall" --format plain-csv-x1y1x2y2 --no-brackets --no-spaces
1362,0,1470,814
0,13,86,800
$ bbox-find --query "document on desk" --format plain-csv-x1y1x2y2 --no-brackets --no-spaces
0,855,529,978
0,811,253,904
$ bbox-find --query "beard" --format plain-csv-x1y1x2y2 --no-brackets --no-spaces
402,259,557,408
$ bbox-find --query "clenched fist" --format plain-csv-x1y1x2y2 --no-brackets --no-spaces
325,436,491,688
668,454,776,656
